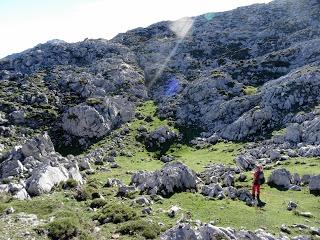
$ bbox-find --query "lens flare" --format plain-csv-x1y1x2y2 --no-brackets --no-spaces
169,17,194,38
149,17,194,88
165,78,180,97
204,12,215,21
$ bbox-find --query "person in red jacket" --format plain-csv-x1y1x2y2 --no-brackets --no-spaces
252,165,265,205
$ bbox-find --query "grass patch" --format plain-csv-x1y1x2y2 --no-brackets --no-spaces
243,85,258,95
170,142,243,172
94,202,138,224
117,220,162,239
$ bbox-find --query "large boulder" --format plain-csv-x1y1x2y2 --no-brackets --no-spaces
268,168,292,189
62,97,133,138
160,223,281,240
160,224,197,240
131,162,198,197
26,164,69,196
309,175,320,195
21,132,55,159
136,126,178,154
235,154,256,171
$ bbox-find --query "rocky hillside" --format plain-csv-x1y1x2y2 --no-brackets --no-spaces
0,0,320,239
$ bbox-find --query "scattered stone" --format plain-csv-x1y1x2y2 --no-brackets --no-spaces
309,175,320,195
104,178,123,188
160,155,174,163
116,185,138,198
167,206,181,218
142,207,152,215
310,227,320,236
4,207,15,214
78,158,92,171
131,196,151,206
287,201,298,211
280,224,291,234
110,162,120,168
299,212,313,218
238,173,247,182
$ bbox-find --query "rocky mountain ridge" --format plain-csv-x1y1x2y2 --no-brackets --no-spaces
0,0,320,239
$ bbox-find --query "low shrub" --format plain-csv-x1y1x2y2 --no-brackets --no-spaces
63,179,79,189
94,202,138,224
117,220,162,239
90,198,107,209
47,217,80,240
74,187,92,201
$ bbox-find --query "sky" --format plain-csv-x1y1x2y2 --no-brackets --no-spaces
0,0,272,58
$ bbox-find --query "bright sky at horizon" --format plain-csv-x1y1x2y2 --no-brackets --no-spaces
0,0,272,58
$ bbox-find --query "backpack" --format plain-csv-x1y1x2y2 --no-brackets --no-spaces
258,171,265,185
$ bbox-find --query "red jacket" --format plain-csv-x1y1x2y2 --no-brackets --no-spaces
253,167,263,185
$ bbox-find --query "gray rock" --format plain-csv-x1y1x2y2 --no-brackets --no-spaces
160,223,197,240
21,132,55,160
142,207,152,215
287,201,298,211
289,185,301,191
136,126,178,152
26,164,69,196
268,168,292,189
160,155,174,163
167,206,181,218
9,110,26,124
104,178,123,188
116,185,138,197
280,224,291,234
62,97,133,138
301,174,311,186
0,159,25,178
78,158,92,171
12,188,30,200
0,184,9,193
270,150,281,161
309,175,320,195
4,207,15,214
298,212,313,218
238,173,247,182
131,196,151,206
160,223,282,240
202,184,223,198
235,154,256,171
131,162,198,197
223,173,234,187
310,227,320,236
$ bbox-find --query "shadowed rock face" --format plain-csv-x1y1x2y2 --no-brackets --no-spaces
1,0,320,149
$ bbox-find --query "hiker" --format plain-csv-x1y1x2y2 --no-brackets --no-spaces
252,165,265,205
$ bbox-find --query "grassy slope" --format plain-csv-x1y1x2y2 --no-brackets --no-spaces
0,101,319,239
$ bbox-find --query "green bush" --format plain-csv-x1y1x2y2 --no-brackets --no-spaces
63,179,79,189
74,187,92,201
94,203,138,224
47,217,80,240
86,97,103,106
242,85,258,95
1,178,10,184
90,198,107,209
117,220,162,239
